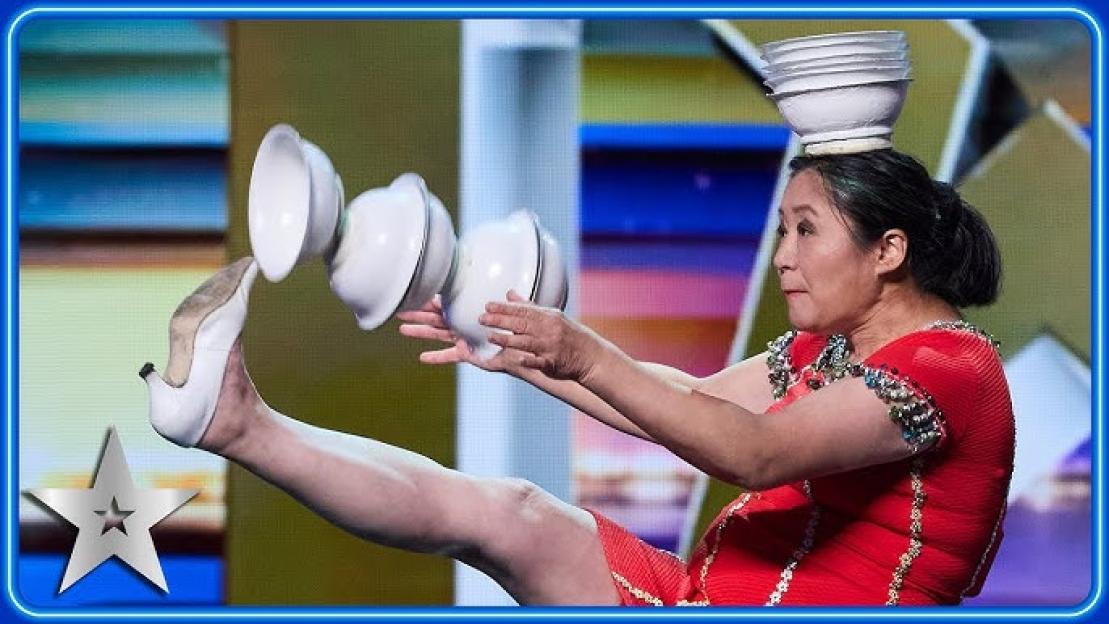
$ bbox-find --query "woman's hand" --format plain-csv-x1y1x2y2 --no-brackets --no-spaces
480,292,608,382
396,294,529,374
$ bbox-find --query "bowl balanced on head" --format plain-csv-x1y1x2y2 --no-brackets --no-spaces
759,30,912,156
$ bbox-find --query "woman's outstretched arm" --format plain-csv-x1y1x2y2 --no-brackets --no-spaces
397,295,775,444
480,300,926,490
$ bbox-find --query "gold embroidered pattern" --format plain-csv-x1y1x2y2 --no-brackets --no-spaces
959,503,1007,599
765,480,821,606
611,572,663,606
610,572,711,607
699,492,754,599
885,457,927,605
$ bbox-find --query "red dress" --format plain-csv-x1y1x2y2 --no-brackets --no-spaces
588,323,1015,606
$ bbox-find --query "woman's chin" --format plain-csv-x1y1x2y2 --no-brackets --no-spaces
785,308,812,332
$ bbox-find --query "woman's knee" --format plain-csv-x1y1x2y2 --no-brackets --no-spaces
468,477,619,605
471,477,585,563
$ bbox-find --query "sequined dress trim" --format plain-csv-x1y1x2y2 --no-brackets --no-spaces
697,493,755,602
765,480,821,605
886,457,927,605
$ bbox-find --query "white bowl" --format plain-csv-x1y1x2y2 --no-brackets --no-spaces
534,218,569,310
326,176,427,331
770,79,911,146
764,41,908,65
766,66,911,94
248,124,344,283
766,62,909,84
442,210,542,359
761,30,904,55
764,53,907,75
394,173,459,314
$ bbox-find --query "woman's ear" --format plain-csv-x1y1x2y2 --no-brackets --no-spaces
875,229,909,276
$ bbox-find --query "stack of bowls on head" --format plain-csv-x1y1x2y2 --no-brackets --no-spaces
760,31,912,155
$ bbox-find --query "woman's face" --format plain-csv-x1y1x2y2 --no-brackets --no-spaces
772,169,881,333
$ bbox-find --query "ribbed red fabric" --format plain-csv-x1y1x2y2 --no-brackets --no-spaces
590,326,1015,606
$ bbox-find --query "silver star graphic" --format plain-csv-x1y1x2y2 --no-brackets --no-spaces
23,427,198,593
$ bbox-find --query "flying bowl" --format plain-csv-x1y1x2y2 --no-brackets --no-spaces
248,124,344,283
533,217,569,310
442,210,541,359
394,173,459,314
326,176,427,331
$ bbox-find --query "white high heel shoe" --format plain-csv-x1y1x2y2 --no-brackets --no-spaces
141,257,259,448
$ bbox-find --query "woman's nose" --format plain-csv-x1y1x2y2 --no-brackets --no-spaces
773,239,794,273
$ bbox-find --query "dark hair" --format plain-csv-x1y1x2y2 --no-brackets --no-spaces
788,149,1002,308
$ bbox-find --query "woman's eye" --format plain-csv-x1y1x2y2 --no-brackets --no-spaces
798,225,814,237
776,226,787,238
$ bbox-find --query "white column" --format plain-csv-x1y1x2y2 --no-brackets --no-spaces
455,19,582,606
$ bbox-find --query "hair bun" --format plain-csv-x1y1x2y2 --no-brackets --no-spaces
933,181,966,229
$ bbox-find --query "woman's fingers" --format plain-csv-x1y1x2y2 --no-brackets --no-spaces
397,295,445,317
506,289,527,303
419,346,465,365
485,300,535,316
517,352,547,370
399,323,455,343
488,330,539,353
395,310,449,328
479,311,530,334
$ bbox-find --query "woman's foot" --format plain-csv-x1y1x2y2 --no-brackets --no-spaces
142,257,262,449
196,335,267,455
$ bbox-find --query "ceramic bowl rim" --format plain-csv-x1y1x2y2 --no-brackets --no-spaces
761,30,904,51
768,77,913,100
389,173,434,317
249,123,312,282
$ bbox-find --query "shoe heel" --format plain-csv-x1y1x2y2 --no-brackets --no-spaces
142,366,191,447
139,362,155,379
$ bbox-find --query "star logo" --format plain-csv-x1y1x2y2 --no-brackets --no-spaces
23,427,198,593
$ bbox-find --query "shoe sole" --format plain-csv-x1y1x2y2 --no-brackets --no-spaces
154,257,254,388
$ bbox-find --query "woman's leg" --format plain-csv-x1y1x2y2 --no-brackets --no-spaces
199,337,620,606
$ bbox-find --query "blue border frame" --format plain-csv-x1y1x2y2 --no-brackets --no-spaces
2,3,1103,621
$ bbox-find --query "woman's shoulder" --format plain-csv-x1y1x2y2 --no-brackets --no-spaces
871,321,1002,369
876,323,1012,454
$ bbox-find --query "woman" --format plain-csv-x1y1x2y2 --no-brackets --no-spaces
143,149,1013,606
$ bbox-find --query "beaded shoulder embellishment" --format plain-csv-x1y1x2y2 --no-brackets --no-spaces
928,320,1002,351
854,364,945,453
764,320,995,452
766,330,799,400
